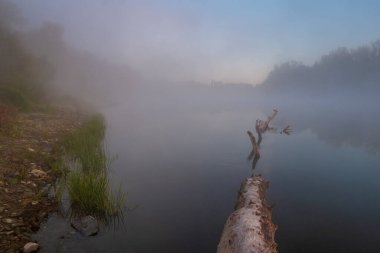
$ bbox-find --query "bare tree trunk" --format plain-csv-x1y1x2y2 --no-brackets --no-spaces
217,176,277,253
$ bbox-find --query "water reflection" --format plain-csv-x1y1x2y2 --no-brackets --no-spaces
278,101,380,153
33,90,380,253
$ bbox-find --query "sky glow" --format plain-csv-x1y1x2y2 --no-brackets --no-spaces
15,0,380,84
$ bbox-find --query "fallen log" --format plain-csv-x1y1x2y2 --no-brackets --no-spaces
217,176,277,253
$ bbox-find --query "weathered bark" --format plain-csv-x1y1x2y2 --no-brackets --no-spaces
217,176,277,253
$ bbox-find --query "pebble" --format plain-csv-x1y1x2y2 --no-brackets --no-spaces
3,218,15,224
23,242,39,253
0,231,14,236
11,222,24,228
10,212,21,217
71,216,99,236
30,169,47,178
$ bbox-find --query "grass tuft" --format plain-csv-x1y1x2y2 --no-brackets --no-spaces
63,114,107,173
67,170,124,218
58,114,124,221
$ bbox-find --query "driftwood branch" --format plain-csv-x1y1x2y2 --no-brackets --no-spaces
247,131,260,160
280,125,292,135
255,120,263,146
218,109,285,252
257,109,278,134
247,130,260,170
255,109,278,147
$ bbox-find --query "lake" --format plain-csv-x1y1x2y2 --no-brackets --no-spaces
34,91,380,253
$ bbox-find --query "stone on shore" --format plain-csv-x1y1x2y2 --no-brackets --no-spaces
71,216,99,236
30,169,48,178
23,242,39,253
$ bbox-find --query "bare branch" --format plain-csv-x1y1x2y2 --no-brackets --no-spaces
280,125,292,135
257,109,278,134
255,120,263,146
247,131,260,161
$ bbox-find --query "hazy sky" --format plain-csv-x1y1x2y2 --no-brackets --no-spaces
14,0,380,84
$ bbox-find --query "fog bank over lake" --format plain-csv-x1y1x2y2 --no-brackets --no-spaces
2,0,379,252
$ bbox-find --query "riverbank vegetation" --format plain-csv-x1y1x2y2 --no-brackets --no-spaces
259,40,380,95
0,1,124,250
56,114,124,220
0,4,48,113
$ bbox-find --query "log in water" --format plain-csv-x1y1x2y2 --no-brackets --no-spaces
217,175,277,253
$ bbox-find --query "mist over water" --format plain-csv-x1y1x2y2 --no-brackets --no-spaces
32,87,380,252
2,0,380,252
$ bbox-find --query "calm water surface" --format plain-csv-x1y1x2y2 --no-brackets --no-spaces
34,97,380,253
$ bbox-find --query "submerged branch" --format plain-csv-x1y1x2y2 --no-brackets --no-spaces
247,131,260,161
255,120,263,146
280,125,292,135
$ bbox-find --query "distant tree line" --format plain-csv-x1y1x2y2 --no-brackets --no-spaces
0,0,139,110
0,0,51,110
259,40,380,94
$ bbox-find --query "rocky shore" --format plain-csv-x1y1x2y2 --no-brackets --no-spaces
0,109,83,253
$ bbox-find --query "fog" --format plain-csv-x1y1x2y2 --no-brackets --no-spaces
2,0,379,107
2,0,380,155
2,0,380,252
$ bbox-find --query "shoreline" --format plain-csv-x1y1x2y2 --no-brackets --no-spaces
0,109,84,253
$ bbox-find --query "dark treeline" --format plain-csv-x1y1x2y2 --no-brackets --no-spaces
0,0,50,110
23,22,140,107
0,0,139,111
258,40,380,95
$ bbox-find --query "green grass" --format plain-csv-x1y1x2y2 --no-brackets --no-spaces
67,170,124,218
63,114,107,173
57,114,124,221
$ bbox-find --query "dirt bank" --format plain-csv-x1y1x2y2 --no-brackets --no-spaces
0,109,83,253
